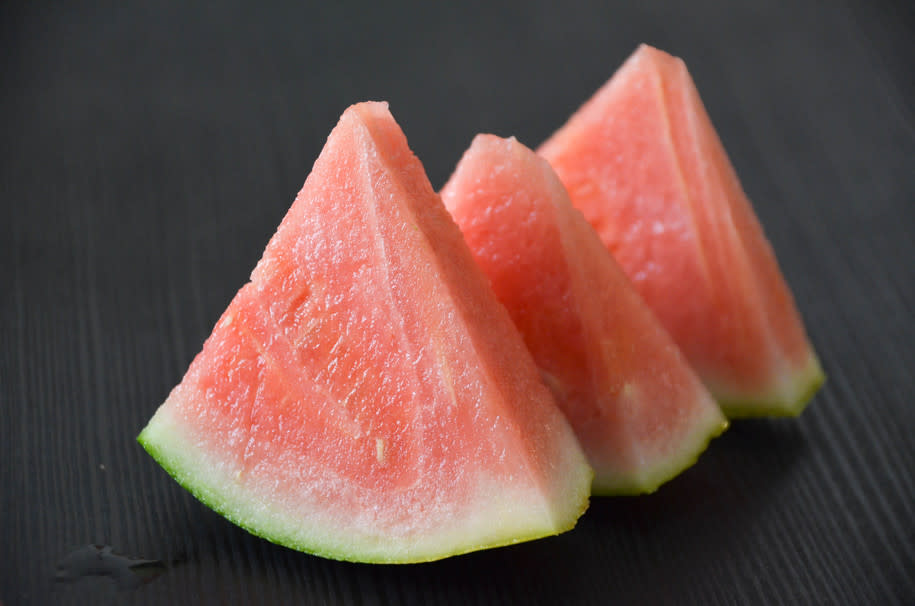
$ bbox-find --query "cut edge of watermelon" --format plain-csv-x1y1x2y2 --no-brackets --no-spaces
591,401,728,496
712,351,825,418
138,394,590,564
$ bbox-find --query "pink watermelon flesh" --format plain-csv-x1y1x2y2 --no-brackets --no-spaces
441,135,727,495
138,102,592,563
539,44,824,417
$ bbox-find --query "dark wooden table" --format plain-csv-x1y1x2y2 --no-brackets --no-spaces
2,1,913,604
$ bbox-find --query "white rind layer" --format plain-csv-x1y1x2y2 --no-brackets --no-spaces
711,351,826,418
590,397,727,496
139,389,591,564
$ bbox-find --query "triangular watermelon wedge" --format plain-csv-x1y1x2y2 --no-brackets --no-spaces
441,135,727,495
139,102,592,563
539,45,825,417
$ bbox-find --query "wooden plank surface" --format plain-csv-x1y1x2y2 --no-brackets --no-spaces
2,1,913,604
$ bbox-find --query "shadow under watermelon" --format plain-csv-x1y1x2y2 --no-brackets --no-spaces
144,418,808,605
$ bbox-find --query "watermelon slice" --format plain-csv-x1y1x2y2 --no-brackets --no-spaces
138,102,592,563
441,135,727,495
539,45,825,417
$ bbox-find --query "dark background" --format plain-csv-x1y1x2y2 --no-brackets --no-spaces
2,1,913,604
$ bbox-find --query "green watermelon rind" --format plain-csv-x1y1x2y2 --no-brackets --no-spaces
138,405,592,564
136,411,363,561
590,403,728,496
715,352,826,419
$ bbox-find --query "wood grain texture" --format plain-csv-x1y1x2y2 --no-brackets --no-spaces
2,1,913,604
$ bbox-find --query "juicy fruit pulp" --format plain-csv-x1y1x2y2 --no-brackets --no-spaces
139,102,592,563
539,44,824,417
442,135,727,494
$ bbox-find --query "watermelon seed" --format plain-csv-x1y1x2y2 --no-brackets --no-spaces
376,437,387,465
